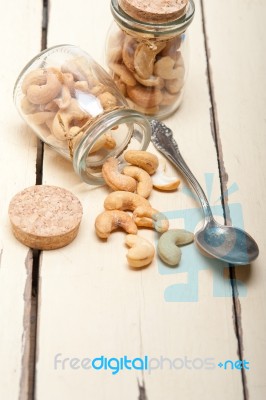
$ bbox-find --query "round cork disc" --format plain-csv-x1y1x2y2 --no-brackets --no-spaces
118,0,188,23
8,185,83,250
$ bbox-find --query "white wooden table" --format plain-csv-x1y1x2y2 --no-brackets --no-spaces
0,1,266,399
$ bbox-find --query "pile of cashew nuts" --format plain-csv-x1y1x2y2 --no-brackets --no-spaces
95,150,194,268
20,57,120,156
107,31,185,115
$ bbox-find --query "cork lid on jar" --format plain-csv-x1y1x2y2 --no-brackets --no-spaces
118,0,189,23
8,185,83,250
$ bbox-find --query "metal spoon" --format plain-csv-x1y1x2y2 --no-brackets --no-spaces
150,119,259,265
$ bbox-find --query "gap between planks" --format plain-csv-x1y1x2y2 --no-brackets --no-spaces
200,1,248,399
19,1,48,399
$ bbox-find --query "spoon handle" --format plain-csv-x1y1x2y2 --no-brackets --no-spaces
150,120,213,222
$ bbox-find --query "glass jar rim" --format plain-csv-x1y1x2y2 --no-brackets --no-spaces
110,0,195,36
73,108,151,185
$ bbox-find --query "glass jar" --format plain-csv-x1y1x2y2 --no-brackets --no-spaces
106,0,195,119
13,44,151,184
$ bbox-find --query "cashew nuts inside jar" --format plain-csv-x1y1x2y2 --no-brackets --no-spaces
106,0,195,119
13,45,151,184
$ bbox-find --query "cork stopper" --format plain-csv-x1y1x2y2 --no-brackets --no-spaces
118,0,188,23
8,185,83,250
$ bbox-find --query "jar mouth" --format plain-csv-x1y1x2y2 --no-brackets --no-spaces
73,108,151,185
111,0,195,36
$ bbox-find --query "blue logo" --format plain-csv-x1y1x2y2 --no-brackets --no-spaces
157,173,248,302
218,360,250,370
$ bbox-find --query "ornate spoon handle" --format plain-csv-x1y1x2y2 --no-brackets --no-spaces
150,120,213,222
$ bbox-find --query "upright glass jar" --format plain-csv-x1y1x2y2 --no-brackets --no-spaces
13,45,151,184
106,0,195,119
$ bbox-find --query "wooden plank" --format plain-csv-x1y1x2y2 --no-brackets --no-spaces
35,0,243,398
203,0,266,398
0,1,43,399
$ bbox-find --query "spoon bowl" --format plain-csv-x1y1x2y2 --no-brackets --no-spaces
195,220,259,265
150,119,259,265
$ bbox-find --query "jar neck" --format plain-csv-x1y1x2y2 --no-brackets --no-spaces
73,108,151,184
111,0,195,38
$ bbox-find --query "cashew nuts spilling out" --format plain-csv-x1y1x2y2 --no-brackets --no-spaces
158,229,194,266
95,210,138,239
104,191,151,211
123,165,153,198
152,159,180,191
124,150,159,175
133,206,169,233
125,234,155,268
102,157,137,192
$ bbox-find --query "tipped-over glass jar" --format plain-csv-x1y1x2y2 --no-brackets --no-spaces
106,0,195,119
13,44,151,184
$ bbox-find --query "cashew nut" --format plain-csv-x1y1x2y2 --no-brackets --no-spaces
26,70,63,105
74,80,90,92
102,157,137,192
165,77,184,94
52,98,87,140
158,229,194,266
104,191,150,211
133,73,164,88
27,111,56,125
62,72,75,95
90,83,107,96
98,92,117,110
125,234,155,268
109,63,136,87
95,210,138,239
114,76,127,96
154,56,184,80
152,158,180,190
126,99,159,116
89,133,116,154
53,85,72,109
68,128,85,155
127,85,163,108
21,68,48,94
134,42,166,79
124,150,159,175
133,206,169,233
123,165,153,198
44,100,59,112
